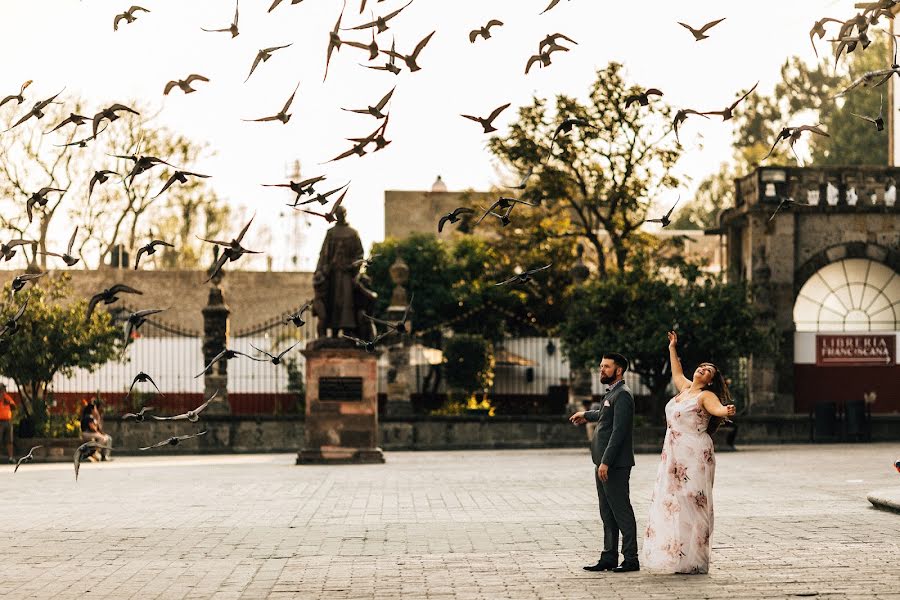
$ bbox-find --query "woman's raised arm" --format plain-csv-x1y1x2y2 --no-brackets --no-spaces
668,331,691,392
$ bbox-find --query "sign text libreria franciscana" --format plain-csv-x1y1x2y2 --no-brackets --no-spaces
815,334,896,367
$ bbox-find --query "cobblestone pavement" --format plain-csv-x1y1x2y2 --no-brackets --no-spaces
2,443,899,600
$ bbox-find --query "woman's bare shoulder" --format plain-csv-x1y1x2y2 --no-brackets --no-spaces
674,376,692,392
698,390,721,406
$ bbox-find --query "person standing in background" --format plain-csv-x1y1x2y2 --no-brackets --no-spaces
0,383,17,464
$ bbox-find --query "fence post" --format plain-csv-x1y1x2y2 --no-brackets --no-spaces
202,280,231,414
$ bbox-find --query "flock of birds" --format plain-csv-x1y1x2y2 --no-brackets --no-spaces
3,0,900,475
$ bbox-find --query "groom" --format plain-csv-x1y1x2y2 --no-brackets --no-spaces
569,352,638,573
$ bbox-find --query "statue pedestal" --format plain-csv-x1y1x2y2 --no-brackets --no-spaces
297,344,385,464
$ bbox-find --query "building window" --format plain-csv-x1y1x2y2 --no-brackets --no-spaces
794,259,899,332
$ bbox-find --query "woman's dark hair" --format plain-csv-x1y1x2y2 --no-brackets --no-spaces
602,352,629,374
700,362,733,434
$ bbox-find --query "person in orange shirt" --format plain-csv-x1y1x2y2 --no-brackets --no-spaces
0,383,16,464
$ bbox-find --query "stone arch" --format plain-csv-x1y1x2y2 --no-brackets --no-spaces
793,241,900,297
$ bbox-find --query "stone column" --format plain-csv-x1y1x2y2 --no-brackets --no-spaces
202,266,231,415
746,218,781,414
384,256,414,418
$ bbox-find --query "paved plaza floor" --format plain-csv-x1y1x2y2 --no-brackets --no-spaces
2,443,900,600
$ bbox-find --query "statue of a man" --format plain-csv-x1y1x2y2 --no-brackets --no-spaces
312,206,377,339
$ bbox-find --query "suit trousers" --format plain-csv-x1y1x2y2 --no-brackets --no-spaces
594,465,638,563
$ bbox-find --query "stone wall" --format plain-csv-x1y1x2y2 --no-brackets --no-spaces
20,414,897,459
0,269,314,333
796,213,899,269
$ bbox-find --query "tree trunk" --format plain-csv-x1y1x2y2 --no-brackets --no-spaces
13,378,33,418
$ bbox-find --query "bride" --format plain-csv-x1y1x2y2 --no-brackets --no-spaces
639,331,736,574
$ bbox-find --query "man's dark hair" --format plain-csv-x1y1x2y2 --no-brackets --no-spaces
602,352,629,374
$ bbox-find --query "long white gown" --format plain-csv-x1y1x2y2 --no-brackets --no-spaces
639,389,716,574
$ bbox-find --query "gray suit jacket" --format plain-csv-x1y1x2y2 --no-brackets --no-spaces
584,382,636,468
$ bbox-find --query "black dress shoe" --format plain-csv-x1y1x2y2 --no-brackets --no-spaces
583,560,617,572
612,561,640,573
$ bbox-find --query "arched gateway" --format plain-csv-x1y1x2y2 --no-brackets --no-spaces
713,166,900,415
792,257,898,413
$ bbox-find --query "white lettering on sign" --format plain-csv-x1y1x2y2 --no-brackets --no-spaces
816,335,895,366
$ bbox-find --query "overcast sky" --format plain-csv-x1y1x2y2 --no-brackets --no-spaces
0,0,862,270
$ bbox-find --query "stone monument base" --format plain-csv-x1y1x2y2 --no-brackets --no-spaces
296,343,385,465
297,447,386,464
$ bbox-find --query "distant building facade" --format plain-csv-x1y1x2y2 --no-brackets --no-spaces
384,175,723,270
713,166,899,414
384,176,493,240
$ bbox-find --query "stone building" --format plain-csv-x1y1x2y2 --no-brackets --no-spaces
712,166,899,414
384,175,723,270
384,176,493,240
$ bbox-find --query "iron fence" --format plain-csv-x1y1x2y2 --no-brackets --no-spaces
0,319,746,417
0,305,318,417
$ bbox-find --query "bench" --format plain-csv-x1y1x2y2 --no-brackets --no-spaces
13,437,84,463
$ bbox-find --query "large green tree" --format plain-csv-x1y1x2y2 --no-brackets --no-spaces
0,274,121,429
365,233,571,347
674,35,890,229
559,255,773,420
487,62,683,275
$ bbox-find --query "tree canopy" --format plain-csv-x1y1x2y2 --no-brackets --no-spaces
486,62,683,275
0,274,121,423
559,258,774,418
365,233,572,347
675,35,890,229
0,98,231,269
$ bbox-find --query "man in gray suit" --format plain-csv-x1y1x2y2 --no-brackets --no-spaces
569,352,638,573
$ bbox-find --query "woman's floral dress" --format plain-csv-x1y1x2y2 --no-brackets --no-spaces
640,390,716,574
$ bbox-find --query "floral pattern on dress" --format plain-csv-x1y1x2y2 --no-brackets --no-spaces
692,490,708,509
662,539,685,560
640,390,716,575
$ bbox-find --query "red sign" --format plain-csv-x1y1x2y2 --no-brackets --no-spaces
816,334,896,367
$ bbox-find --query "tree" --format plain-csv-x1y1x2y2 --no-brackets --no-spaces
669,162,737,230
365,234,461,347
674,36,890,228
0,96,229,269
0,274,121,433
365,233,572,348
487,62,683,276
443,334,495,402
558,258,773,421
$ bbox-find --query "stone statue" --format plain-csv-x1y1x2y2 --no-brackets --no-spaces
312,206,377,340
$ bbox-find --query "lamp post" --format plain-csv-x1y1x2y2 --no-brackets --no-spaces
384,255,414,418
202,245,231,415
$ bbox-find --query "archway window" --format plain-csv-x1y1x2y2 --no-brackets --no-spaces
794,259,899,332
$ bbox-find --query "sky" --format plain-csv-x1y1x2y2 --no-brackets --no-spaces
0,0,863,271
